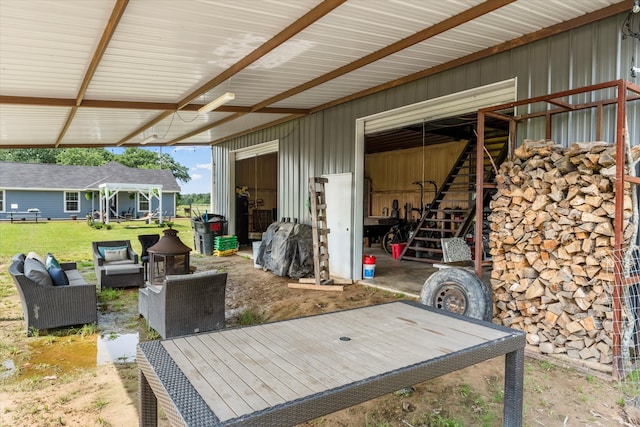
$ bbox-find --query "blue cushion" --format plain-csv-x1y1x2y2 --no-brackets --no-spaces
48,266,69,286
98,245,127,258
45,253,61,269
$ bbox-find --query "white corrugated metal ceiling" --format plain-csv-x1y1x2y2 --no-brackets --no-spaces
0,0,629,148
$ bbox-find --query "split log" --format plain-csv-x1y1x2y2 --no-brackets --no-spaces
489,139,634,365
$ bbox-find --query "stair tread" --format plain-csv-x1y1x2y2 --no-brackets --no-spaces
402,134,506,253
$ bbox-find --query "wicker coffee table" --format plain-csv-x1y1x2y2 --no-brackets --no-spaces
137,301,525,426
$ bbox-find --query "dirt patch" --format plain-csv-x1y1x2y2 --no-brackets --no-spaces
0,253,636,426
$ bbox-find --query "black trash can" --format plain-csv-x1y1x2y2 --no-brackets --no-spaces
191,214,227,255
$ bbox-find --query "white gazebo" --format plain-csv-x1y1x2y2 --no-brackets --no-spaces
98,183,163,224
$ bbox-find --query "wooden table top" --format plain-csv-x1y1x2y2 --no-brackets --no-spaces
158,301,514,423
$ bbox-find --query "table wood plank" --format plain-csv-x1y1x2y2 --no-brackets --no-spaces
289,308,444,363
200,333,303,404
240,326,353,389
147,302,522,426
179,336,271,413
161,340,241,421
226,328,332,394
267,320,389,375
246,323,361,382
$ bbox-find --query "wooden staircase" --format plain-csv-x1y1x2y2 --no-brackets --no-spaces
400,132,508,263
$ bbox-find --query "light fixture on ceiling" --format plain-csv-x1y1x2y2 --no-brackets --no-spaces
197,92,235,115
140,134,158,145
622,1,640,77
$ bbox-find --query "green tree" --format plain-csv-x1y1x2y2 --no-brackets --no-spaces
55,148,115,166
117,147,190,183
179,193,211,205
0,148,57,163
0,146,191,184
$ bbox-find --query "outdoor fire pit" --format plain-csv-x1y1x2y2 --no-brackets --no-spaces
147,227,191,285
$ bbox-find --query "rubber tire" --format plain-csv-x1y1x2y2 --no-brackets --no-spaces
381,231,396,254
420,268,492,321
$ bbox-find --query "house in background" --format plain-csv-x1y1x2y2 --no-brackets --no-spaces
0,161,180,221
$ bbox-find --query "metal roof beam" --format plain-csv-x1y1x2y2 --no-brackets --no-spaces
54,0,129,148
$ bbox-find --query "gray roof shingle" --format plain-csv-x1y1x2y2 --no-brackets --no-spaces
0,161,181,192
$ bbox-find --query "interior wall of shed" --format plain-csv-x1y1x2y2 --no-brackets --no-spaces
364,140,468,220
235,152,278,232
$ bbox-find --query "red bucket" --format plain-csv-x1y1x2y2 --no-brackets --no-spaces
390,243,406,259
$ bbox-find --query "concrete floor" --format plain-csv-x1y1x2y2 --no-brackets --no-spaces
239,243,439,299
240,241,494,301
358,246,434,298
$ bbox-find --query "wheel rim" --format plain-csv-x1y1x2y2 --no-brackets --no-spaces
382,232,395,254
433,283,468,315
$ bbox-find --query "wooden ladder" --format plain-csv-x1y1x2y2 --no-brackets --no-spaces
308,177,333,286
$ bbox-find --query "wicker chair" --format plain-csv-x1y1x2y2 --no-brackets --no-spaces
9,258,97,336
138,270,227,339
138,234,160,281
92,240,143,290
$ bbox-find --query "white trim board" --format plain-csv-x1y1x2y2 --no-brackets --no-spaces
233,139,279,160
364,78,517,134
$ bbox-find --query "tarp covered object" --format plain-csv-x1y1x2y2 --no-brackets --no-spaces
287,224,314,279
256,221,314,279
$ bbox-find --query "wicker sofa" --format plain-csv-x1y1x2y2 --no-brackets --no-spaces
138,269,227,339
92,240,144,290
9,253,97,336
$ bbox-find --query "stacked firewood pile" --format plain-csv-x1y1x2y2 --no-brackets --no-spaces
488,139,637,365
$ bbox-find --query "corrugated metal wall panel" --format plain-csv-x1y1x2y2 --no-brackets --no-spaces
212,11,637,230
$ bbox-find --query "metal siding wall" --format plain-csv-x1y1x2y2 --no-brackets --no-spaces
599,16,632,142
569,25,597,143
324,102,355,174
211,144,230,218
212,12,637,226
549,33,572,141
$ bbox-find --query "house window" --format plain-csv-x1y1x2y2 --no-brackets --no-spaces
0,190,4,212
65,191,80,212
138,196,149,212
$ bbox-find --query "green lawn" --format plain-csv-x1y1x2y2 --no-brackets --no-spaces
176,204,210,219
0,218,195,264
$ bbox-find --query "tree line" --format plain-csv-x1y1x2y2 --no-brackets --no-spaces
0,147,191,184
178,193,211,205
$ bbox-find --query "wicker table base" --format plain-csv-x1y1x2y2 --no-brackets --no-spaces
137,301,525,426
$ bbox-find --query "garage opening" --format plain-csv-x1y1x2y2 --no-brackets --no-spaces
232,140,278,246
354,79,517,281
364,113,510,257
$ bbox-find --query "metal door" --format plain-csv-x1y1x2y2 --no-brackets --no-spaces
323,173,353,279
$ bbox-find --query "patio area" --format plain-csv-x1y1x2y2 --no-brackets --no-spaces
0,242,631,426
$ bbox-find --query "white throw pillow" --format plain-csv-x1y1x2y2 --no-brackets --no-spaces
26,251,46,265
104,248,128,262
